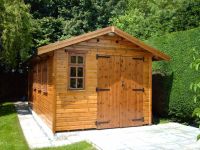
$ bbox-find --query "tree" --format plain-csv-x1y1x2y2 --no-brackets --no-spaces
25,0,127,47
0,0,33,71
112,0,200,40
32,17,64,47
0,0,5,48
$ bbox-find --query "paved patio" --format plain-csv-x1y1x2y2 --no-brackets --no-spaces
15,101,200,150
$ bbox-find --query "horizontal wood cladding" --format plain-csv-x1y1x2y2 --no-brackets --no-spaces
55,48,97,131
54,34,152,132
29,56,54,130
65,35,149,53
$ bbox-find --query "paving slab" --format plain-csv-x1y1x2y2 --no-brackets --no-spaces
15,102,53,149
15,101,200,150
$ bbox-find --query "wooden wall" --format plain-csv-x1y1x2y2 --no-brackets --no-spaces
54,48,97,131
28,56,55,130
54,34,152,132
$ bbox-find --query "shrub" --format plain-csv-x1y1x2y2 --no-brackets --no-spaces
146,27,200,123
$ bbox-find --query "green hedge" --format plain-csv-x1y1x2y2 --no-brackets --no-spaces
146,27,200,123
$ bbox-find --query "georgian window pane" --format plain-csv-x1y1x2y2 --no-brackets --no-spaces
38,64,42,90
70,78,76,88
77,78,83,88
70,67,76,77
78,56,83,64
69,54,85,89
42,61,48,92
78,67,83,77
71,56,76,63
33,66,37,89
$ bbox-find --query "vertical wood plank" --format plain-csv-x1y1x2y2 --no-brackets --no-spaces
120,56,144,127
52,51,57,133
149,56,152,124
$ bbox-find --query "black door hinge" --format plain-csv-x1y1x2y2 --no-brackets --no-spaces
96,88,110,92
132,117,144,122
132,57,144,61
96,120,110,126
96,54,111,59
132,88,144,92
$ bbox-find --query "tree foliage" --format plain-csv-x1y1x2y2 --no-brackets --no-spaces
0,0,33,70
112,0,200,39
0,0,4,36
0,0,126,70
190,49,200,139
25,0,127,47
190,49,200,103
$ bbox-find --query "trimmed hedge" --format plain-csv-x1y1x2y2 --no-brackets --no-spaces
146,27,200,123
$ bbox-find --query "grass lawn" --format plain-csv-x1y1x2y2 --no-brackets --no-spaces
36,142,95,150
0,102,95,150
0,102,29,150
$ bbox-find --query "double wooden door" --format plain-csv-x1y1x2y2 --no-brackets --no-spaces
97,55,144,129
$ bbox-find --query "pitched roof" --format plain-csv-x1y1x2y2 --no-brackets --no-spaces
38,26,170,61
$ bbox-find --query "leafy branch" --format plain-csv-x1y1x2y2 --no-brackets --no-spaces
190,48,200,140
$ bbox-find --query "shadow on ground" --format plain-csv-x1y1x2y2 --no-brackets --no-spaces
0,103,16,116
0,102,30,117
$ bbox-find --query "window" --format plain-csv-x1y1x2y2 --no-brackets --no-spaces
42,60,48,93
37,63,42,91
69,54,85,89
33,65,37,90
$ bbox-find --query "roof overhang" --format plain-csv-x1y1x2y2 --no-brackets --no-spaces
38,26,170,61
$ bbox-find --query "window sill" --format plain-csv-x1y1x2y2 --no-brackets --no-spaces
68,89,85,92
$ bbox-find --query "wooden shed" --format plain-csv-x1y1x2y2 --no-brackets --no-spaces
28,26,170,133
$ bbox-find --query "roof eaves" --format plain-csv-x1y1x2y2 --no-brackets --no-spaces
37,26,170,61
